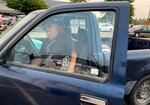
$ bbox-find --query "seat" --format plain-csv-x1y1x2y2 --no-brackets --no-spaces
67,28,89,72
76,28,89,60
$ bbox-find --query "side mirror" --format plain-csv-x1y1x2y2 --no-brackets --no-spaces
12,52,31,64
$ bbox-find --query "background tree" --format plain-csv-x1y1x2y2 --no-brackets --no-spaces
5,0,48,14
106,0,134,23
133,18,148,25
70,0,87,3
148,8,150,21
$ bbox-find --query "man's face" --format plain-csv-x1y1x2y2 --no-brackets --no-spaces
46,24,60,39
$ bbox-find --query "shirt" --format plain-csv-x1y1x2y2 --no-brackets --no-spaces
40,33,74,57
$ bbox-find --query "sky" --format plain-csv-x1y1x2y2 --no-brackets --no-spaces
57,0,150,19
134,0,150,19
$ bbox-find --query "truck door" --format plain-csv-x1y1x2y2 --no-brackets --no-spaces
0,2,129,105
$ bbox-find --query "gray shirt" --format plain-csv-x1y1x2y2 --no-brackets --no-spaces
40,34,74,57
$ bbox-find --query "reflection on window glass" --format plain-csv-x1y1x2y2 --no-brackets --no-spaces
70,18,86,34
142,26,147,30
94,11,115,51
8,11,115,80
0,10,44,46
148,26,150,30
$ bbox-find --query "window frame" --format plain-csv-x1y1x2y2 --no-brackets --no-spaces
2,7,119,83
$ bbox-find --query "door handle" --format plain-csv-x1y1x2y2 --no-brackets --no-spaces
80,95,106,105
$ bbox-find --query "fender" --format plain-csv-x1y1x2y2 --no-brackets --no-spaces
125,80,136,95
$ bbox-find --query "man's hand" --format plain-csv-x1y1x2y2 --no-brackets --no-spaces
31,58,43,66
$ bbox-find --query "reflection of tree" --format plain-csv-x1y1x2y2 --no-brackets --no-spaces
133,18,148,25
148,7,150,21
106,0,134,23
97,12,115,25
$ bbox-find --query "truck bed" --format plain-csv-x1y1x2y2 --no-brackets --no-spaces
127,37,150,83
128,37,150,50
128,37,150,59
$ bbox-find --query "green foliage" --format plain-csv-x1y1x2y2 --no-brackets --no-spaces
133,18,147,25
130,2,134,23
70,0,87,3
6,0,48,14
148,9,150,21
106,0,134,23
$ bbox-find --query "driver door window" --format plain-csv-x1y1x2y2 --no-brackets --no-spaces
7,11,115,81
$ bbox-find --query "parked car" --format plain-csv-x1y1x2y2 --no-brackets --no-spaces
128,25,143,35
134,25,150,37
2,16,10,25
17,15,26,21
99,23,113,31
0,24,7,31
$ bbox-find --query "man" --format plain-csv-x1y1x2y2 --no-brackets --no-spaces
32,19,77,73
40,19,72,56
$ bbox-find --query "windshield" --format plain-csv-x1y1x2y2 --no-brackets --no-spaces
0,10,45,46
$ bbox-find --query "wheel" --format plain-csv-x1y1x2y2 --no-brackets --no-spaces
129,75,150,105
135,33,140,37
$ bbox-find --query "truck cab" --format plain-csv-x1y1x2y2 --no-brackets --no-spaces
0,2,129,105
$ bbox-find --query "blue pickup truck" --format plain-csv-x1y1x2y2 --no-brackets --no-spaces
0,2,149,105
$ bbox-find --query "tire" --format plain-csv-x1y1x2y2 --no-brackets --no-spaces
129,75,150,105
135,33,140,37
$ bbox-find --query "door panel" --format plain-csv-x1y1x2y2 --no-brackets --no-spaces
0,65,124,105
0,66,48,105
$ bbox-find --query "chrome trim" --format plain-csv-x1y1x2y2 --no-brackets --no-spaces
80,95,106,105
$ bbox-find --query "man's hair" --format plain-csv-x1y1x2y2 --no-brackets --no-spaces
44,18,63,29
